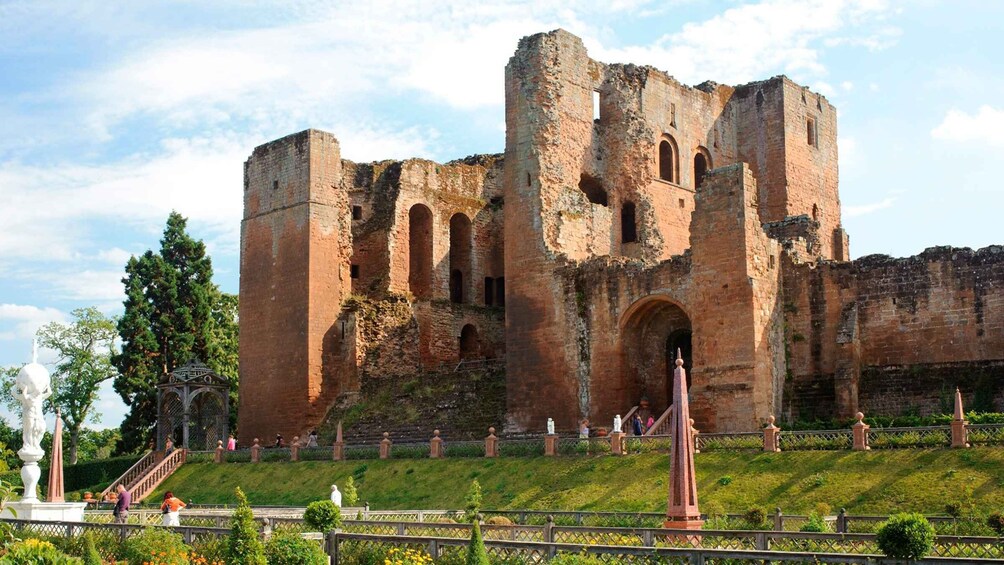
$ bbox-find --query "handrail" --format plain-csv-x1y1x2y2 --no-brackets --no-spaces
98,450,163,500
131,449,187,503
645,404,673,436
620,405,639,432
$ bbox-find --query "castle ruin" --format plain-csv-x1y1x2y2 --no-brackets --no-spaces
237,30,1004,444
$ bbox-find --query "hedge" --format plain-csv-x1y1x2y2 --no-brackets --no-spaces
56,455,141,493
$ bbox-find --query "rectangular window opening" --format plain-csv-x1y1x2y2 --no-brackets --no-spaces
495,277,505,307
484,277,495,307
272,180,279,191
678,198,685,209
807,118,817,146
350,265,360,279
592,91,601,122
352,205,362,220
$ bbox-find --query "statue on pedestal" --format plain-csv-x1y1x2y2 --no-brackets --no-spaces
13,341,51,502
546,418,555,435
613,414,622,434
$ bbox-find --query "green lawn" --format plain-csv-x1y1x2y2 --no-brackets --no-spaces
153,448,1004,515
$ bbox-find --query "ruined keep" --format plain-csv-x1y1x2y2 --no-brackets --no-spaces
237,29,1004,444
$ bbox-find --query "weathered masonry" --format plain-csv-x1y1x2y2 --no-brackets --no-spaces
237,29,1004,443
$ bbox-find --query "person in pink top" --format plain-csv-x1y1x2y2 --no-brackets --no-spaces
227,434,236,451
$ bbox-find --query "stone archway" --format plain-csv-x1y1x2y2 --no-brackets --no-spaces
621,296,693,418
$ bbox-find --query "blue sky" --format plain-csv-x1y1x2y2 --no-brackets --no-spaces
0,0,1001,430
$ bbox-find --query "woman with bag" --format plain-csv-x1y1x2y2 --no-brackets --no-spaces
160,491,186,526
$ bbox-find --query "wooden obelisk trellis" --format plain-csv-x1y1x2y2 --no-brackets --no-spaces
665,349,703,531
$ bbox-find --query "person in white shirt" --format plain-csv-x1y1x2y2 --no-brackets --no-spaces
330,484,342,507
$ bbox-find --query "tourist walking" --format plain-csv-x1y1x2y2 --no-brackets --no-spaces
160,491,186,527
579,419,590,439
275,433,284,448
330,484,342,507
646,415,655,432
112,484,130,524
227,434,236,451
632,414,644,436
165,437,175,455
306,430,318,448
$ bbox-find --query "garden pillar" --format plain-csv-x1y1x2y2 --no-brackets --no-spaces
951,388,969,448
379,432,392,459
214,440,225,463
852,412,870,451
251,438,261,463
763,416,781,452
544,434,557,456
430,430,443,458
485,427,498,457
291,436,300,461
609,431,626,455
333,421,345,461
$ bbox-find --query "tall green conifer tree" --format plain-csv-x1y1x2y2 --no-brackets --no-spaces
112,212,238,453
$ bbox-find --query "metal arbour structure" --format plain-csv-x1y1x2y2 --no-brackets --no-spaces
157,359,229,451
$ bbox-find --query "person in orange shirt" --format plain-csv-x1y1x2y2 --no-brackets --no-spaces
160,491,186,526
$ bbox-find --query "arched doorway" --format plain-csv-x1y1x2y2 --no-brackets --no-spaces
694,149,711,189
620,297,693,417
449,213,472,303
665,329,693,405
409,204,433,299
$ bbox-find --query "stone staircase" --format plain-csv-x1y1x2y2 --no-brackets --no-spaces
100,449,187,504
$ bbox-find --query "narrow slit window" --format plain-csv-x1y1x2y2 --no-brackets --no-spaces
621,202,637,244
350,265,360,279
495,277,505,307
593,91,601,121
484,277,495,306
807,117,818,146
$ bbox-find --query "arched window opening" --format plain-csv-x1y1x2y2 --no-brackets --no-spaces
408,204,433,299
621,202,637,244
694,151,710,189
578,174,608,206
659,138,677,183
449,213,472,304
812,204,819,222
459,324,481,360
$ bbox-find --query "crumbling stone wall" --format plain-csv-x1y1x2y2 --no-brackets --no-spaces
783,246,1004,420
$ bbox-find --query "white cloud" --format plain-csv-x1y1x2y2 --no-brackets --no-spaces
931,106,1004,147
0,304,67,343
590,0,898,86
844,196,897,218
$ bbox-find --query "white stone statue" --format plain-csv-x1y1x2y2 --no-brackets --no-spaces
330,484,342,507
546,418,555,435
613,414,622,434
13,341,51,501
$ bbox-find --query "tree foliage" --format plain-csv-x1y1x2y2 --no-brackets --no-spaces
111,212,238,453
226,487,266,565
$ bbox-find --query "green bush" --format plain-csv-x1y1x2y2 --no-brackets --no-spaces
466,520,489,565
264,532,326,565
0,538,82,564
55,455,141,493
799,512,830,533
82,534,102,565
717,475,733,486
121,528,191,565
743,506,768,529
876,513,935,560
987,512,1004,536
227,487,266,565
343,475,359,507
192,536,227,564
465,480,483,523
548,553,607,564
304,499,342,532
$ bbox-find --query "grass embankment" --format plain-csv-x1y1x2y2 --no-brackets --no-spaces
154,449,1004,515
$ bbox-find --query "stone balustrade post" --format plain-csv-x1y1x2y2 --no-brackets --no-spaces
773,507,783,531
430,430,443,458
544,434,557,456
485,427,497,458
251,438,261,463
291,436,300,462
852,412,870,451
763,416,781,452
837,508,847,533
609,431,626,455
214,440,225,463
951,387,970,448
333,420,345,461
379,432,392,459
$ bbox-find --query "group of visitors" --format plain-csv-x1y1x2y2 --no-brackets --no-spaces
111,484,186,527
579,414,657,438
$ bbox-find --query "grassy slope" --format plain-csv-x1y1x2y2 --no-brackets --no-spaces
154,448,1004,514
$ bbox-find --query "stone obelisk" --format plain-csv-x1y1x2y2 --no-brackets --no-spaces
665,349,703,531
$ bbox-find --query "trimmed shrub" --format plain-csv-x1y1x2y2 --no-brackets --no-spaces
877,513,936,560
484,515,514,526
264,532,326,565
465,520,489,565
800,512,830,533
226,487,266,565
0,538,82,564
304,499,342,532
743,506,768,529
57,455,141,493
464,480,483,523
121,528,191,565
342,475,359,506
